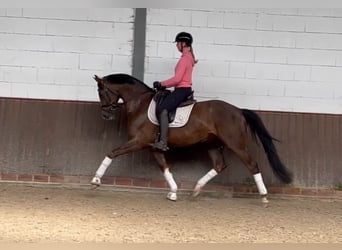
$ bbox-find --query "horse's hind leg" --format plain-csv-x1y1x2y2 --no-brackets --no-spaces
230,146,269,204
192,147,227,197
216,121,269,203
152,151,178,201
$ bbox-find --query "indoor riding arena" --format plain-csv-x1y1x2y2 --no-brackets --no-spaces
1,7,342,243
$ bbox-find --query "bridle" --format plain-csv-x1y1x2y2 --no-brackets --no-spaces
99,84,122,113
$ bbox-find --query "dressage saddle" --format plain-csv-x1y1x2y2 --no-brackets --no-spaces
153,90,196,123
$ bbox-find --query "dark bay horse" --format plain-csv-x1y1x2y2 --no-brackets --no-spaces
91,73,293,203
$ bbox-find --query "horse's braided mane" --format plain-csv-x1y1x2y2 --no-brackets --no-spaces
104,73,154,92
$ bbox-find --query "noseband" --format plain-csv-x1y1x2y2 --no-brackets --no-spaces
100,86,121,112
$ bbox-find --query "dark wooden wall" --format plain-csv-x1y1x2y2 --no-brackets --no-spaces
1,97,341,188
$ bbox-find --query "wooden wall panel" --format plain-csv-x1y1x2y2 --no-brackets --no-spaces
1,98,341,188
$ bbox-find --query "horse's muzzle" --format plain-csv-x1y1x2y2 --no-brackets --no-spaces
101,104,122,120
101,112,114,120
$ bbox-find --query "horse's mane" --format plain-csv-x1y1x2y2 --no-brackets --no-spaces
104,73,154,92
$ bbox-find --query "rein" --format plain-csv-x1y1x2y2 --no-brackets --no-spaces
99,76,155,114
100,85,121,112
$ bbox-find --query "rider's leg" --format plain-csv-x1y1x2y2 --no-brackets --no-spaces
152,88,192,151
153,109,169,151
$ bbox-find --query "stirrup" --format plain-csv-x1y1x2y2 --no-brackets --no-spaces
152,141,169,151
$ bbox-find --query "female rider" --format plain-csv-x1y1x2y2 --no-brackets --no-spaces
152,32,197,151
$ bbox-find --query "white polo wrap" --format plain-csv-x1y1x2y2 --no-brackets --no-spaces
164,169,177,193
197,169,218,187
95,156,112,178
253,173,268,195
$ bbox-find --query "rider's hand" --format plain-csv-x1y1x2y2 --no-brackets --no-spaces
153,81,165,91
153,81,161,89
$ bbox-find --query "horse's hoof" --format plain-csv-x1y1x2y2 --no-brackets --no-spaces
261,196,269,205
90,177,101,189
192,185,201,197
167,192,177,201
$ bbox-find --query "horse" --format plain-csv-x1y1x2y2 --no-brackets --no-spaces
91,73,293,204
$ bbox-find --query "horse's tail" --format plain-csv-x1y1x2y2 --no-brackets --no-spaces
241,109,293,183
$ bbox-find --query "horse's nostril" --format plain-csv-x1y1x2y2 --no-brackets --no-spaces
102,114,113,120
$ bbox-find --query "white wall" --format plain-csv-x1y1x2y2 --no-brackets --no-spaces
0,8,134,101
1,8,342,114
145,8,342,114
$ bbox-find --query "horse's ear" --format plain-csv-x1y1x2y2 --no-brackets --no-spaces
94,75,104,89
93,75,102,83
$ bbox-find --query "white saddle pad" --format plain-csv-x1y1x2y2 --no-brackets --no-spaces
147,99,195,128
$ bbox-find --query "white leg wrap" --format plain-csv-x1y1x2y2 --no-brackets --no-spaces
164,169,177,193
253,173,268,195
197,169,218,187
95,156,112,178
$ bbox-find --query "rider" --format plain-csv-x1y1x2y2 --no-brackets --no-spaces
152,31,197,151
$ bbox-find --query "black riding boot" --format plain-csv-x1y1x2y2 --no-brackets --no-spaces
153,109,169,151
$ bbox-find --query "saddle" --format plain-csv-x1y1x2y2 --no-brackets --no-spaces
153,90,196,122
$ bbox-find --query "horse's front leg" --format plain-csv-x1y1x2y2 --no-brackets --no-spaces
152,151,177,201
91,139,143,188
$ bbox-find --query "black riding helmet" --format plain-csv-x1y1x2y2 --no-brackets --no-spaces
174,32,193,46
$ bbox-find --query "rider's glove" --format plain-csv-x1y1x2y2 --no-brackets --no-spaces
153,81,165,91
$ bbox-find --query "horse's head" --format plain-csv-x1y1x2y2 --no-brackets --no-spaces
94,75,122,120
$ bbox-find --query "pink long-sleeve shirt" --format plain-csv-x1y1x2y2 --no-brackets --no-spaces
161,50,195,88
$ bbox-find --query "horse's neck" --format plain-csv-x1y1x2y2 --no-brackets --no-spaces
124,90,153,113
121,84,152,102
